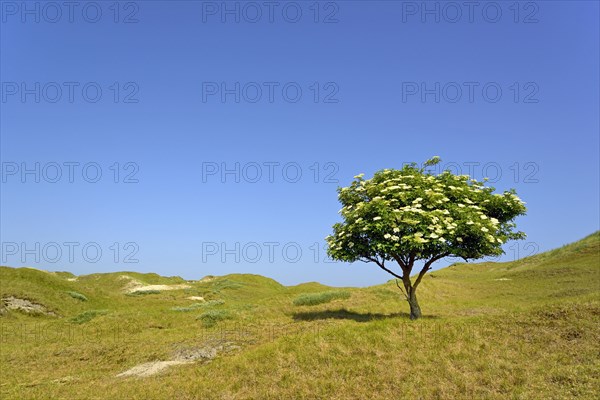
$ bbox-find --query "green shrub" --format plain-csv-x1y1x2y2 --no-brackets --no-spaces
293,291,351,306
197,310,230,327
202,299,225,307
210,279,244,294
171,303,205,312
126,290,161,296
70,310,108,324
66,291,88,301
171,299,224,312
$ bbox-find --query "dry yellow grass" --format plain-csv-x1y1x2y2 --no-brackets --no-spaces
1,232,598,399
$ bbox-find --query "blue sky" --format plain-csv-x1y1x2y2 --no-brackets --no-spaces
1,1,598,286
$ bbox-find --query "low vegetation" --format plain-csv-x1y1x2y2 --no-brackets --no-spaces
170,303,205,312
0,232,598,399
126,289,161,296
293,290,351,306
197,309,231,327
66,291,88,302
170,300,224,312
69,309,108,324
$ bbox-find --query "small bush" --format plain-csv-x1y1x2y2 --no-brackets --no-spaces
70,310,108,324
127,290,161,296
210,279,244,294
171,299,224,312
293,291,351,306
171,303,205,312
197,310,230,327
202,299,225,307
66,291,88,302
172,307,192,312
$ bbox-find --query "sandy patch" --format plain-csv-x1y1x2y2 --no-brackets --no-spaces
187,296,205,301
128,284,191,293
2,296,57,316
116,361,191,378
117,340,240,378
119,275,191,293
493,278,512,281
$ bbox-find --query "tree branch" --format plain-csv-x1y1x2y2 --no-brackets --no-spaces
395,279,409,300
391,254,410,275
364,256,403,280
413,253,449,290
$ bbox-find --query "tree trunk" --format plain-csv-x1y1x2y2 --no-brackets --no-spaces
408,290,422,320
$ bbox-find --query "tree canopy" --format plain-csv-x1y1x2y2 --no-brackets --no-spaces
326,157,527,318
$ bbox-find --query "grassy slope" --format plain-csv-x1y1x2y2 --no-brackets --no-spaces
1,233,598,399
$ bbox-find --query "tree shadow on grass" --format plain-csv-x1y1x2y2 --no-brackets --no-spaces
292,308,440,322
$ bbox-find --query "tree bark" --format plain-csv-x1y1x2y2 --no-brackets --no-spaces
407,289,422,320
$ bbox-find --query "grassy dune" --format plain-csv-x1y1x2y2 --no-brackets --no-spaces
1,232,599,399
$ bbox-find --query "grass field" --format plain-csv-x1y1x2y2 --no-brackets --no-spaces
1,232,599,399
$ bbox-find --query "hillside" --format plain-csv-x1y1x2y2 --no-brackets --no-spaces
1,232,599,399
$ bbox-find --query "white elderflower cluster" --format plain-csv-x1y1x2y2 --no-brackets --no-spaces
328,161,526,263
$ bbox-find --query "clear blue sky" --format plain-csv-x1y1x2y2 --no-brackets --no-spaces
1,1,598,286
